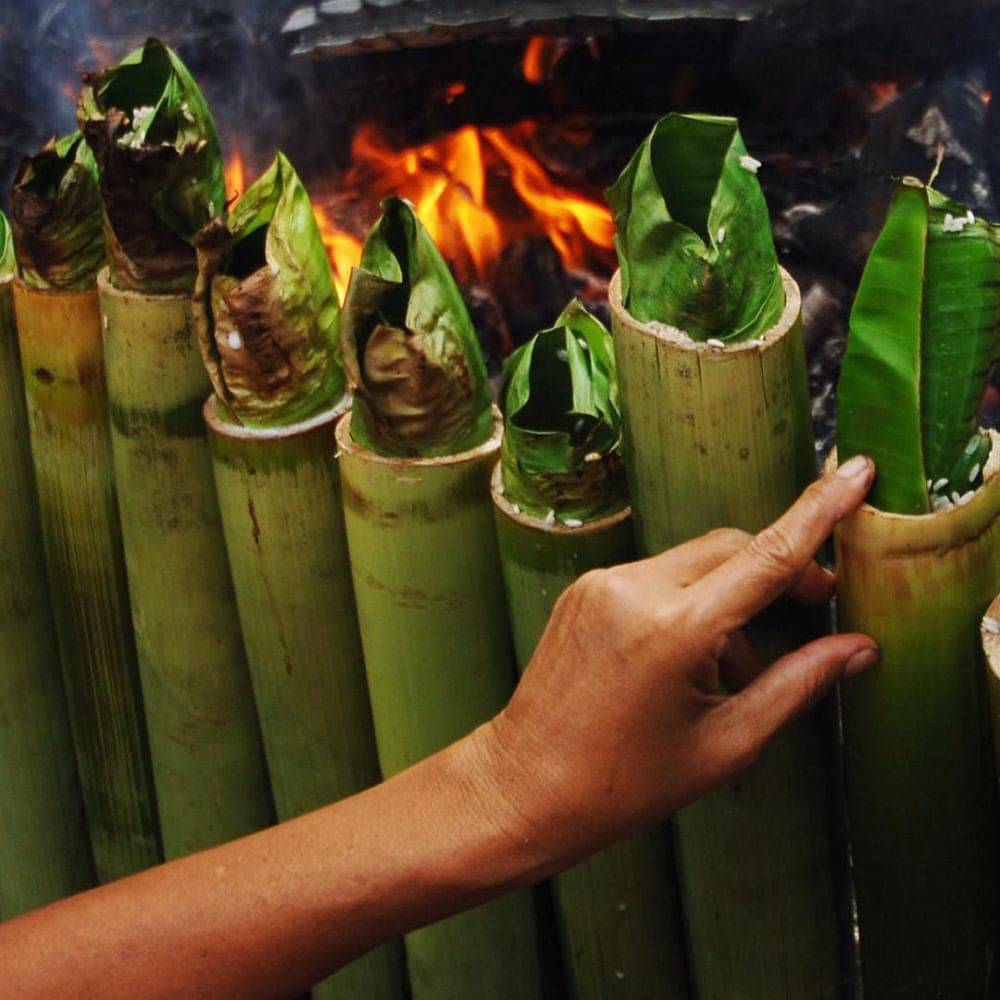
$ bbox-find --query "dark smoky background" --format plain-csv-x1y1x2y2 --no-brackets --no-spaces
2,0,1000,447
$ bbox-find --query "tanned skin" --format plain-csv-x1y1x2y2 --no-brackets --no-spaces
0,455,879,999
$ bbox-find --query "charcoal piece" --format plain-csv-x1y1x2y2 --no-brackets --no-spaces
859,66,995,216
493,236,574,347
463,284,514,377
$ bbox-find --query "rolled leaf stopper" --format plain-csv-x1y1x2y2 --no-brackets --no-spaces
9,132,105,290
193,152,344,428
606,112,783,342
0,212,14,277
838,178,1000,515
340,196,493,458
500,300,627,521
77,37,224,293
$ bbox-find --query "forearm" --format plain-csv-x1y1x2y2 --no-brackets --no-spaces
0,726,554,1000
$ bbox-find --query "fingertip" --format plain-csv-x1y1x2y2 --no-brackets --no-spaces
834,453,874,481
823,454,875,516
841,637,880,676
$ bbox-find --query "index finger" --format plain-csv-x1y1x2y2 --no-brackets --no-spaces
690,454,875,629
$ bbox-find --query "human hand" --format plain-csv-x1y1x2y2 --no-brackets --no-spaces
478,454,879,870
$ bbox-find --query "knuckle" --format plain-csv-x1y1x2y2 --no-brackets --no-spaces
706,526,750,548
569,567,627,615
748,522,800,576
707,528,750,545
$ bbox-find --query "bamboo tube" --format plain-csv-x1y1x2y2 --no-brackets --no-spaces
835,435,1000,999
984,593,1000,788
492,467,690,999
0,275,94,915
336,410,542,1000
609,268,842,998
205,396,403,999
12,277,160,882
98,269,273,859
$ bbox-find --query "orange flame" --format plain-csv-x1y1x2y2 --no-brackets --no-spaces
222,118,614,301
313,204,364,299
523,37,557,84
224,149,247,201
483,125,616,266
338,120,613,284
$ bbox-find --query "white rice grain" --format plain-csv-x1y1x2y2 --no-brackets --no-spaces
739,154,761,174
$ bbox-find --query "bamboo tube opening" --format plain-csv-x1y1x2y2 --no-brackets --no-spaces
335,405,503,469
204,393,350,443
608,265,801,356
490,463,631,537
97,267,194,302
826,430,1000,552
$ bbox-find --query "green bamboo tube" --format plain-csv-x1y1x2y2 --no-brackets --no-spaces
491,466,690,999
836,436,1000,999
98,269,273,859
205,396,403,999
0,275,94,915
12,277,160,882
336,409,542,1000
984,594,1000,788
609,268,842,998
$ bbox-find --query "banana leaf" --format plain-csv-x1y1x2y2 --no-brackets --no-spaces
77,37,224,293
340,196,493,458
193,152,344,428
837,178,1000,515
605,112,783,342
9,132,105,291
0,212,14,276
500,299,627,521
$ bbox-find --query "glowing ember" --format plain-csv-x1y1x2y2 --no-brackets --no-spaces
869,81,900,111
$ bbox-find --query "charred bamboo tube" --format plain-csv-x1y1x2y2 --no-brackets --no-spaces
984,593,1000,788
836,436,1000,999
492,467,690,999
205,396,403,999
12,277,160,882
336,410,542,1000
0,275,94,914
609,268,842,998
98,270,273,858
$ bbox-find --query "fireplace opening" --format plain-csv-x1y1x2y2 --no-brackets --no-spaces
4,0,999,452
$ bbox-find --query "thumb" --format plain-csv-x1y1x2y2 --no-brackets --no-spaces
705,633,878,779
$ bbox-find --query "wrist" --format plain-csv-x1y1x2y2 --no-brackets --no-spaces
453,716,595,885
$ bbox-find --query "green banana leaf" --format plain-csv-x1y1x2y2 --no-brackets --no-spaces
606,112,784,342
838,178,1000,515
9,132,105,290
0,212,14,277
340,196,493,458
77,37,224,293
192,152,344,428
500,299,627,521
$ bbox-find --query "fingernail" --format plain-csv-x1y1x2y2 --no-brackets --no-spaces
836,454,872,480
844,646,879,675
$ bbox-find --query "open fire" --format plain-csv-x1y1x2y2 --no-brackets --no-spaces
223,38,616,303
